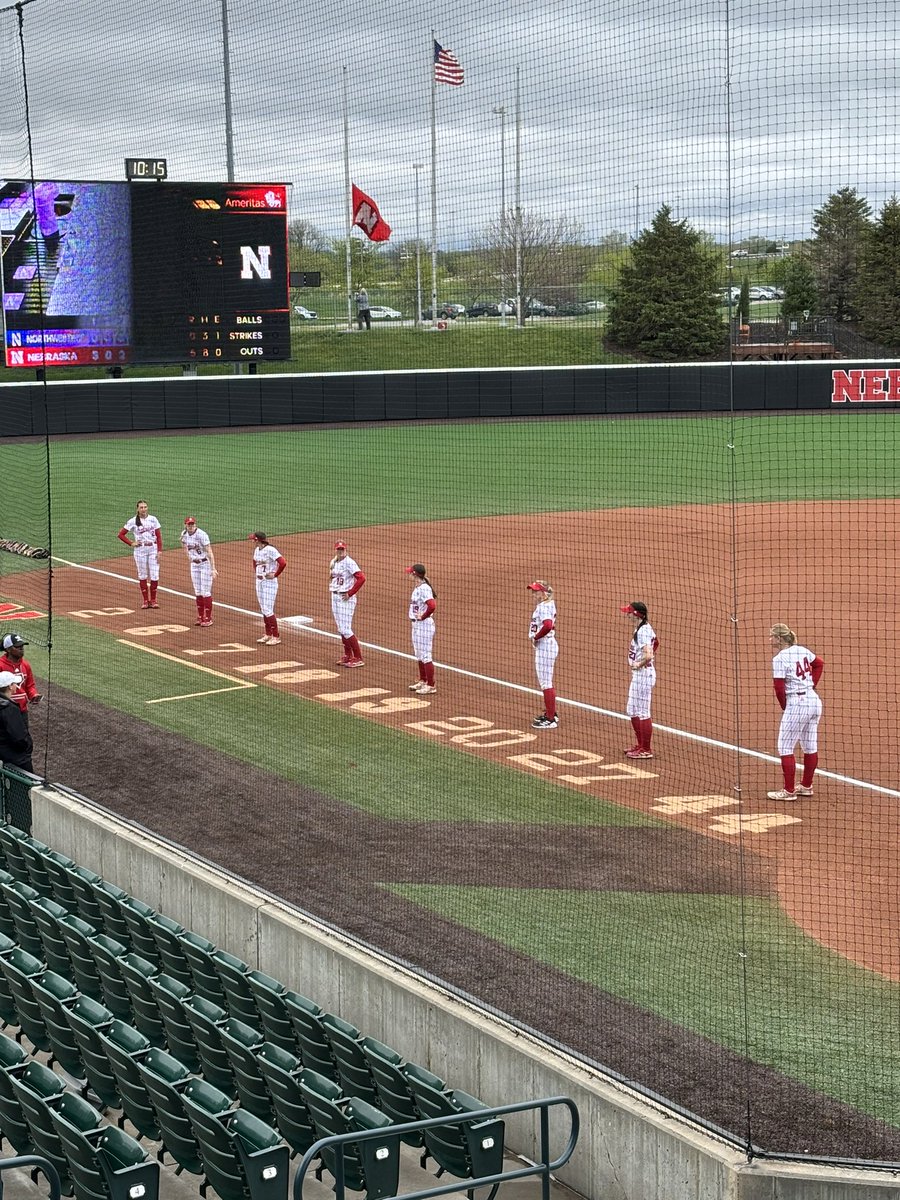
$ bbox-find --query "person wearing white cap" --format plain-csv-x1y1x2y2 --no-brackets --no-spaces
329,541,366,667
0,633,41,712
180,518,218,627
0,670,33,772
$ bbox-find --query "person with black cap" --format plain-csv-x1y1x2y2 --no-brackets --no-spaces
0,670,34,773
0,633,41,713
621,601,658,759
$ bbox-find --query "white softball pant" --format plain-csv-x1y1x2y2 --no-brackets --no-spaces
411,617,435,662
777,691,822,755
331,592,357,638
134,546,159,581
256,576,279,618
626,666,656,719
534,636,559,688
190,562,214,596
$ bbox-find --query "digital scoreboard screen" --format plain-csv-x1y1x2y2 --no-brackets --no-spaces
0,179,290,367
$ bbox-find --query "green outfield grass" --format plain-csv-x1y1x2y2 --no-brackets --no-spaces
384,885,900,1124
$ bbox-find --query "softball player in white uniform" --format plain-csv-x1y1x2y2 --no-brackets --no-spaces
768,623,824,800
527,582,559,729
249,532,287,645
406,564,437,694
622,601,658,758
118,500,162,608
181,517,218,626
330,541,366,667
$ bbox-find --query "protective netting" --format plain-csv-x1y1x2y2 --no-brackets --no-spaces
0,0,897,1170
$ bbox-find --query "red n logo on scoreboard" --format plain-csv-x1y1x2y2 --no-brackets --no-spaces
239,246,272,280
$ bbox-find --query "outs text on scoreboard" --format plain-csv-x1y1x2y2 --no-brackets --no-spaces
125,158,168,181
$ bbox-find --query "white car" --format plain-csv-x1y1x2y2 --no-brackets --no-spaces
368,305,402,319
293,305,318,319
748,287,774,301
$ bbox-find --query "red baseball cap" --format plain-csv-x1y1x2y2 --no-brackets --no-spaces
527,581,551,592
248,532,266,542
184,516,197,525
334,540,347,549
406,563,426,575
620,601,648,616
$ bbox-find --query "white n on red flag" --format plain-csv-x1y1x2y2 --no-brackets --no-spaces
351,184,391,242
433,40,464,86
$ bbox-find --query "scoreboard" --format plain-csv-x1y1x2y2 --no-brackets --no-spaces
0,179,290,367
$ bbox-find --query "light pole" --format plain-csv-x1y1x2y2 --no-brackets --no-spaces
493,105,507,325
413,163,424,326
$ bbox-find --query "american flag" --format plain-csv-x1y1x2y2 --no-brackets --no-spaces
433,40,464,86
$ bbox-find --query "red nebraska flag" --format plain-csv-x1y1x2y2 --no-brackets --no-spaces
351,184,391,242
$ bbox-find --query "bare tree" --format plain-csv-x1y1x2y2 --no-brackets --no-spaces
287,218,331,254
470,210,586,314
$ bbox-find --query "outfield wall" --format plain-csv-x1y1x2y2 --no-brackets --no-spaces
30,782,900,1200
1,361,897,436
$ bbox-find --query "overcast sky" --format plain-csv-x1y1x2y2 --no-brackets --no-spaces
1,0,896,247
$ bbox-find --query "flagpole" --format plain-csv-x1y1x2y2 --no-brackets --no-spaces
514,64,523,329
430,32,438,329
343,66,353,331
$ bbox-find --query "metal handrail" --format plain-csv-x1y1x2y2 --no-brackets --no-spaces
293,1094,579,1200
0,1154,62,1200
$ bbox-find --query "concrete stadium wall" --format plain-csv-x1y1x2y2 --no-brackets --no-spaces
29,784,900,1200
0,361,895,437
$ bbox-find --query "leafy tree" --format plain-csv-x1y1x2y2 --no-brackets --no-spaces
780,253,818,321
854,196,900,348
605,205,723,359
738,276,750,325
809,187,872,321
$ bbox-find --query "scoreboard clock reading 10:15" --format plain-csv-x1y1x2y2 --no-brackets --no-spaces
0,179,290,367
125,157,168,180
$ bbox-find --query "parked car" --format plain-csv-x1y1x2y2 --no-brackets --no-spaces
525,300,557,316
422,304,464,319
581,299,605,311
368,305,402,319
293,305,318,319
554,301,592,316
467,302,501,318
748,287,774,300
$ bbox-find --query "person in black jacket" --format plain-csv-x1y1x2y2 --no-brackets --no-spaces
0,671,33,772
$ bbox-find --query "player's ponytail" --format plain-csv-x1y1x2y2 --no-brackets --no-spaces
422,573,436,598
770,623,795,646
135,499,147,528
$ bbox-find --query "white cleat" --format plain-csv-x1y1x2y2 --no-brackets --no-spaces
266,636,281,645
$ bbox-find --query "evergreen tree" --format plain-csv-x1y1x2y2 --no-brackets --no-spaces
854,196,900,348
738,276,750,326
809,187,872,322
780,254,818,321
605,205,723,359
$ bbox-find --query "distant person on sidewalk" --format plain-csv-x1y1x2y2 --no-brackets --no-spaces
354,285,371,331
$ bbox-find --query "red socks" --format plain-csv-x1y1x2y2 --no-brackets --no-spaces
630,715,642,743
195,597,204,620
149,581,158,603
781,755,796,792
801,753,818,788
424,661,435,686
348,636,361,659
139,580,149,602
543,688,556,720
417,661,427,681
640,719,653,751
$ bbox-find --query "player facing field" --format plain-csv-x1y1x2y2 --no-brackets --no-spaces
622,601,658,759
527,582,559,729
406,564,437,694
117,500,162,608
767,623,824,800
330,541,366,667
249,532,287,645
181,517,218,627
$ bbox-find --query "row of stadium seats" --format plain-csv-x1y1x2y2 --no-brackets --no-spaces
0,822,507,1198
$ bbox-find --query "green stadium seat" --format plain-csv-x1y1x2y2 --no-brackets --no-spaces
62,995,121,1112
255,1042,318,1158
0,931,21,1027
30,895,75,978
10,1059,73,1194
298,1069,400,1197
136,1047,204,1176
2,878,46,959
40,849,78,910
182,1078,288,1200
117,954,166,1048
17,836,57,899
100,1020,162,1142
146,914,193,989
404,1068,505,1185
320,1013,380,1108
0,1031,36,1154
50,1090,160,1200
283,992,338,1081
0,869,20,944
87,934,135,1021
56,913,105,1001
30,969,85,1080
360,1037,426,1146
116,898,160,966
218,1017,274,1123
181,995,236,1097
0,824,31,883
63,865,107,929
211,950,259,1026
146,974,201,1075
246,971,297,1055
90,881,133,947
179,931,227,1008
0,946,52,1053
